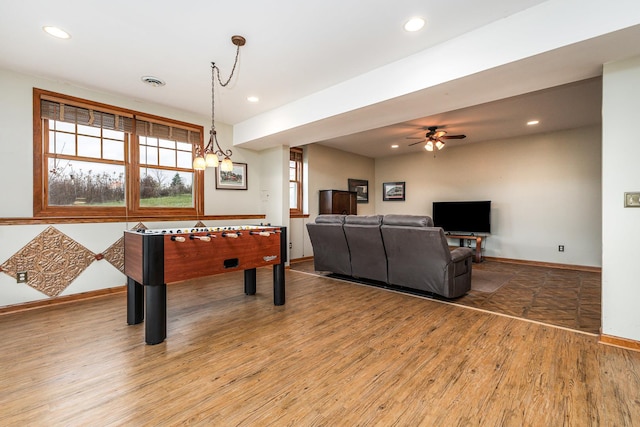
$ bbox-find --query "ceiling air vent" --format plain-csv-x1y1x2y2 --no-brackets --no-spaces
140,76,166,87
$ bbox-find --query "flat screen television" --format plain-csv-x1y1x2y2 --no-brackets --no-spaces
432,201,491,234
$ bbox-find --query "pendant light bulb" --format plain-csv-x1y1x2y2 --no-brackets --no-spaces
205,152,219,168
193,155,206,170
221,157,233,172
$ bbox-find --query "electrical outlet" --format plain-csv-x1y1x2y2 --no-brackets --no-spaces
625,192,640,207
16,271,28,283
558,245,564,252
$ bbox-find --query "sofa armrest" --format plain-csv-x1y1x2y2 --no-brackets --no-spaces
450,247,473,278
451,247,473,262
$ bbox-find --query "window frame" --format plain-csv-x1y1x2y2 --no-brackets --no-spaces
33,88,204,219
289,147,304,216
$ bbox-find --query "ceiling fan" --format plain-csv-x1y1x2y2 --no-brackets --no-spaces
407,126,466,151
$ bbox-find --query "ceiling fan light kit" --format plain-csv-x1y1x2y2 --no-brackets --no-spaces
408,125,466,152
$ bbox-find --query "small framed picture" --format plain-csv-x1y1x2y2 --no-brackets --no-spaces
382,181,405,201
348,178,369,204
216,162,247,190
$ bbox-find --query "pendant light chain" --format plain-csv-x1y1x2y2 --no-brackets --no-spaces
193,37,245,171
211,43,241,134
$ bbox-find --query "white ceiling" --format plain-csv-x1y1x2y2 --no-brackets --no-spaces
317,77,603,158
0,1,638,159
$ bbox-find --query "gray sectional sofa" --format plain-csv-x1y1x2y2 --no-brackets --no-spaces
306,214,473,298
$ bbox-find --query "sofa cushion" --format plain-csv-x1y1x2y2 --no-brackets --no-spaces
315,214,346,224
344,215,383,226
382,214,433,227
343,215,386,282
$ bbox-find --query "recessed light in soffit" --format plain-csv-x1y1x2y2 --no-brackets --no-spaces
404,17,425,32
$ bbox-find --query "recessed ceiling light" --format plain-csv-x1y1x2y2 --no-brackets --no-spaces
527,120,540,125
247,96,259,103
404,17,425,32
43,26,71,39
391,144,399,149
140,76,166,87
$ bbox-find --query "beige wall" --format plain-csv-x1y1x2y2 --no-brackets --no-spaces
296,126,602,267
289,144,376,259
374,126,602,266
306,144,377,218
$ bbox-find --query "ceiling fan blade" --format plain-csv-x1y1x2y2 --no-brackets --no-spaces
433,130,447,138
408,139,426,146
441,134,466,140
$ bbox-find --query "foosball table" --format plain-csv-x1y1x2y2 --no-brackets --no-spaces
124,225,287,345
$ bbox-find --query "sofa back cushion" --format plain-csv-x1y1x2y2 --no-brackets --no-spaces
343,215,387,282
315,214,347,224
382,214,434,227
306,215,351,275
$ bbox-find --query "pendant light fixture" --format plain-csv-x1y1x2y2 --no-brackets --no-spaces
193,35,246,172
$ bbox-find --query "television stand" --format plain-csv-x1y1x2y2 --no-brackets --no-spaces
446,234,485,263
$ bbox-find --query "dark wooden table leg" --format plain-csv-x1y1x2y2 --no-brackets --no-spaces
145,284,167,345
244,268,257,295
273,263,285,306
127,277,144,325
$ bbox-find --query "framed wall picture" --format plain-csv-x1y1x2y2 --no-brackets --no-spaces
348,178,369,203
382,181,405,201
216,162,247,190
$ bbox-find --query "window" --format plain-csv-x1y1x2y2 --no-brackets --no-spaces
34,88,204,218
134,119,200,211
289,147,304,216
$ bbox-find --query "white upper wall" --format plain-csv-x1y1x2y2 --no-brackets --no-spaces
0,68,265,218
601,55,640,341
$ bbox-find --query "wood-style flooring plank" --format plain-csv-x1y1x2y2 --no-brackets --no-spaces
0,268,637,426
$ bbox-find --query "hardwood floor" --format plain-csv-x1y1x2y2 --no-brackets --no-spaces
1,267,637,426
291,259,602,334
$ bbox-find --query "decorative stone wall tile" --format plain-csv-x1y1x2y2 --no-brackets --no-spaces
102,238,125,273
101,223,147,273
0,226,95,297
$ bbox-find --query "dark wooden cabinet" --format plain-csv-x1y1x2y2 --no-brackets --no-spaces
319,190,357,215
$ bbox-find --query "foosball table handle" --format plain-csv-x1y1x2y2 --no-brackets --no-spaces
190,234,212,241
